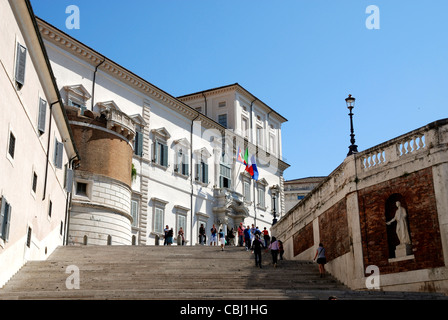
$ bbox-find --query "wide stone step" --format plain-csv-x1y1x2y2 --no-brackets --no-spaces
1,245,446,301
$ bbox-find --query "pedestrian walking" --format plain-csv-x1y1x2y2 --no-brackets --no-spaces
251,234,265,268
262,227,270,247
313,243,326,277
268,236,279,267
244,225,251,251
210,224,217,246
219,229,225,251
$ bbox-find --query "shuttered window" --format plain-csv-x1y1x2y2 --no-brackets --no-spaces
15,43,27,88
134,129,143,156
0,197,12,242
8,132,16,159
155,141,168,167
54,139,64,169
154,207,164,234
131,200,138,227
38,98,47,134
243,180,251,201
195,162,208,184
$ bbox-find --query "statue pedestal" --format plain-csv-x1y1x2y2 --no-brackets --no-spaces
395,244,412,258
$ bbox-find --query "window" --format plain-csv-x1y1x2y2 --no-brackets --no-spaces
63,84,91,114
76,182,87,196
64,165,74,193
26,227,32,248
54,138,64,169
175,205,189,244
38,98,47,134
196,161,209,184
154,207,164,234
218,101,226,108
175,149,189,176
219,164,231,188
258,186,266,208
243,180,251,202
241,117,248,138
134,126,143,157
218,114,227,128
155,141,168,167
60,221,64,236
107,235,112,245
8,132,16,159
32,172,38,193
15,43,27,89
48,200,52,218
177,214,186,241
256,126,264,148
0,197,12,241
131,199,139,227
269,134,275,154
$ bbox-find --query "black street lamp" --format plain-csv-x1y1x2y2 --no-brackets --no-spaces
271,186,279,225
345,94,358,156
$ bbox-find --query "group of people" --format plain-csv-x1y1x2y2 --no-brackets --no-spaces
163,225,185,246
164,222,327,276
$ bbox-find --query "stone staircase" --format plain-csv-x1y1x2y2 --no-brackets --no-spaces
0,245,446,300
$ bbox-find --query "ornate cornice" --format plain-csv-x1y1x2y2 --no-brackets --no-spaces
36,18,289,171
37,18,200,121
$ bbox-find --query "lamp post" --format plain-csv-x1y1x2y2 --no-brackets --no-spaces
272,193,277,225
345,94,358,156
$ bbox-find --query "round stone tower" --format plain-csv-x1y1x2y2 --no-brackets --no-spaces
66,105,135,245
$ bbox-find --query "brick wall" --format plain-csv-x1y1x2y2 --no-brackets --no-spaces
293,222,313,256
318,199,350,262
71,123,133,187
292,198,350,262
358,167,444,274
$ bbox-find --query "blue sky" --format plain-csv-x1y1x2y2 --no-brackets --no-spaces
30,0,448,180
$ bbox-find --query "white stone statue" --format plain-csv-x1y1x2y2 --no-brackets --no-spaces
386,201,411,245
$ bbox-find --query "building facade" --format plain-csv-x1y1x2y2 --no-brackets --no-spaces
36,18,290,246
0,0,78,286
284,177,326,212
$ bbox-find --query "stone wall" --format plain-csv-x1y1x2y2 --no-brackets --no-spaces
272,118,448,293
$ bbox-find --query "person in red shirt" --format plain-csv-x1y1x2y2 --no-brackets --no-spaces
237,223,245,247
262,227,270,247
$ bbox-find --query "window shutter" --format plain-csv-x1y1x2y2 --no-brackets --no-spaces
15,43,27,88
182,163,189,176
0,198,5,239
54,139,64,169
0,198,11,241
131,200,138,227
195,164,201,181
162,144,168,167
155,208,163,233
4,203,11,242
203,163,208,184
134,131,143,156
38,98,47,134
65,168,74,193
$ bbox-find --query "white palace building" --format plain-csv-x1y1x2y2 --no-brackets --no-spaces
0,0,289,284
